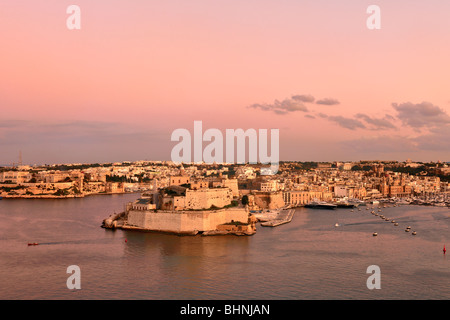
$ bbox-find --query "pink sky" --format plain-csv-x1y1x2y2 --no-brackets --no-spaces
1,1,450,164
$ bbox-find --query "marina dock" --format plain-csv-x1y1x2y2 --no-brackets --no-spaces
260,208,295,227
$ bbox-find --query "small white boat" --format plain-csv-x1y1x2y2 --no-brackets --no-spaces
373,232,378,236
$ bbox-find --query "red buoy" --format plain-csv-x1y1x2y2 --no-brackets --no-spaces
125,239,127,243
444,245,446,254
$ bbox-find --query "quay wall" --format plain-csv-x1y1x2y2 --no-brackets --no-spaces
125,207,249,233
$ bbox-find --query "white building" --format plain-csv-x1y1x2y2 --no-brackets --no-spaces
0,171,32,184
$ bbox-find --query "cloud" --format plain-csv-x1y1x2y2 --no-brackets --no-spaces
248,96,309,114
0,120,169,164
0,120,30,128
0,120,165,147
316,98,340,105
355,113,396,130
291,94,315,103
304,114,315,119
340,135,418,154
248,93,341,114
339,120,450,159
327,116,366,130
414,124,450,151
392,101,450,129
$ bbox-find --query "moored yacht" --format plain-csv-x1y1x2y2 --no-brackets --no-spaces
305,201,337,210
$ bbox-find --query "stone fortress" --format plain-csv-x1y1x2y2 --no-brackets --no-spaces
103,174,257,236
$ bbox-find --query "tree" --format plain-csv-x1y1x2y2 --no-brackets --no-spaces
241,195,249,206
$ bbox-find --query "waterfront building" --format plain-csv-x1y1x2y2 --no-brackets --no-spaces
190,179,209,190
0,171,32,184
282,190,333,206
105,182,124,193
170,175,191,186
258,180,284,192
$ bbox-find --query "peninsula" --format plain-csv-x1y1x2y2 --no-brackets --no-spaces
102,176,257,236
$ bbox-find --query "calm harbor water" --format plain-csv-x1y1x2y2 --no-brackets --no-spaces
0,193,449,300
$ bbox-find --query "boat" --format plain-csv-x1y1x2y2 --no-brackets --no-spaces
336,203,356,209
373,232,378,236
412,231,417,235
434,202,446,207
305,201,337,210
394,223,399,226
348,198,366,206
28,243,39,246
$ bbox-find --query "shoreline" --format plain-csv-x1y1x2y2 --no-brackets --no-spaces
0,191,140,199
114,224,256,237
